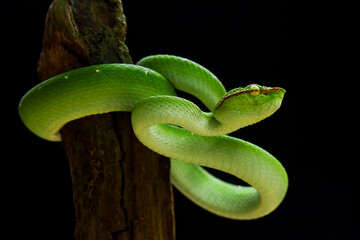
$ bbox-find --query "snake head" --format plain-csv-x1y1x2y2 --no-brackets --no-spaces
213,84,285,129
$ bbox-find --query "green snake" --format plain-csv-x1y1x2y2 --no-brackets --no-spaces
19,55,287,220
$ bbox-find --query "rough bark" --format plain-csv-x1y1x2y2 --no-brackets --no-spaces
37,0,175,239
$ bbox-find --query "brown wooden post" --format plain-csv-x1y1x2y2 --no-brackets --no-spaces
37,0,176,239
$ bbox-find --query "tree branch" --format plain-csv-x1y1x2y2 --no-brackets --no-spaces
37,1,175,239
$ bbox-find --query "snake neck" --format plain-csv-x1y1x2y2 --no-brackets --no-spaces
212,108,263,134
201,112,243,136
131,96,248,137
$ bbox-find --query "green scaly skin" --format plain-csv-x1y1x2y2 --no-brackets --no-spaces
19,55,287,220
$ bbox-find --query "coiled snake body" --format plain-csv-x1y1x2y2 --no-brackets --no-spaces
19,55,287,220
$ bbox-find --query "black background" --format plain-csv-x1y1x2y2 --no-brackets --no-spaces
3,0,357,239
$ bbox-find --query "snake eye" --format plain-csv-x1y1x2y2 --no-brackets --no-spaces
249,84,260,96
